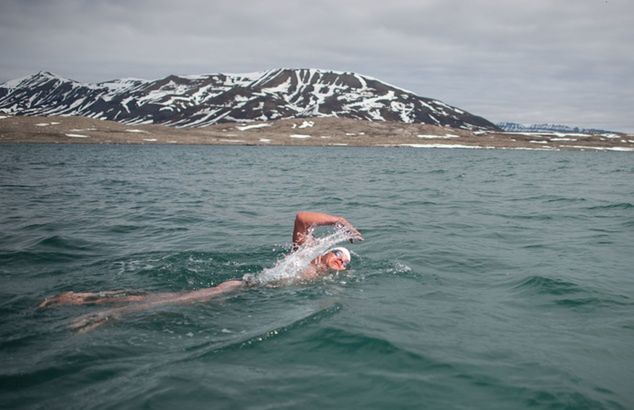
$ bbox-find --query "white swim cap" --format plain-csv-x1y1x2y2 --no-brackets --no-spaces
328,247,351,262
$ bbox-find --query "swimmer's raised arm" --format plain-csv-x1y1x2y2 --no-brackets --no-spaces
292,211,363,248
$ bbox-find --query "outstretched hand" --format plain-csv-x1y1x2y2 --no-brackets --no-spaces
335,217,364,243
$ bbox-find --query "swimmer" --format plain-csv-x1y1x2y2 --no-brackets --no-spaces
38,211,362,331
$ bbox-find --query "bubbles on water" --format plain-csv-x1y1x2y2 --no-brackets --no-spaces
387,261,412,274
112,259,157,275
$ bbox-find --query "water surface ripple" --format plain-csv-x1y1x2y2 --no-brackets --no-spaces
1,145,633,409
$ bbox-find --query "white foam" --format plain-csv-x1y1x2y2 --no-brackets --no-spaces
0,115,9,119
126,129,148,133
65,133,89,138
143,138,157,142
298,120,314,129
529,140,549,144
290,134,311,139
259,138,271,143
250,228,354,285
35,123,50,127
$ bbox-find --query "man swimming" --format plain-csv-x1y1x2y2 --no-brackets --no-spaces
39,211,363,331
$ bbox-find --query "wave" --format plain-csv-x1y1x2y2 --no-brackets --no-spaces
0,234,100,266
513,275,582,296
0,250,78,265
498,213,555,221
544,196,588,204
175,301,343,361
29,235,93,251
519,388,617,410
624,219,634,228
301,326,439,360
512,275,632,309
586,202,633,211
554,296,631,308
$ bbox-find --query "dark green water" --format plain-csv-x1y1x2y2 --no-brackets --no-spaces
1,144,633,409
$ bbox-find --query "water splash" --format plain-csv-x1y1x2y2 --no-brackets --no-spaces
246,227,354,286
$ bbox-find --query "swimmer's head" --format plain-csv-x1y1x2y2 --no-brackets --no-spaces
323,247,351,271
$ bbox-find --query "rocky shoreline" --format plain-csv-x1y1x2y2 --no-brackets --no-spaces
1,115,632,152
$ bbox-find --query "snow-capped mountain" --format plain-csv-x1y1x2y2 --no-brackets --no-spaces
0,69,497,130
497,122,613,135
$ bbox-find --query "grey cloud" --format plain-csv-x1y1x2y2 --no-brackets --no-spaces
0,0,632,130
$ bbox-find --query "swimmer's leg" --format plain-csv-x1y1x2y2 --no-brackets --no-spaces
70,280,246,333
69,303,142,333
38,290,149,308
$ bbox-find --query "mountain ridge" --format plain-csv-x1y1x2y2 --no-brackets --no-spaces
0,69,497,130
497,121,616,135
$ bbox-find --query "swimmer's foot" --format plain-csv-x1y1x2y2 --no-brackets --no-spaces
38,292,93,308
70,311,115,333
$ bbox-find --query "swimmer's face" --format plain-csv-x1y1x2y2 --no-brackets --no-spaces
325,249,350,271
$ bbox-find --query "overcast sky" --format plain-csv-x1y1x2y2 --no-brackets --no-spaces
1,0,632,131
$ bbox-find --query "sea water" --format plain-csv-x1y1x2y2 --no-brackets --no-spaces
1,144,633,409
